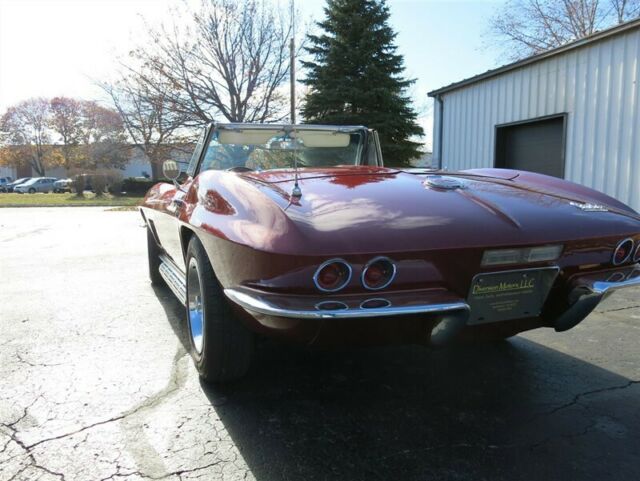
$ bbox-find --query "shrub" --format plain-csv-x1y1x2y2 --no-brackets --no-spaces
91,173,108,197
121,177,157,195
106,170,124,196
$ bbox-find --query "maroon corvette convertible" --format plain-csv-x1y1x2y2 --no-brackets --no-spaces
141,123,640,382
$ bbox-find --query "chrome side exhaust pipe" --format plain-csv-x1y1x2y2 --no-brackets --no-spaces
429,310,470,347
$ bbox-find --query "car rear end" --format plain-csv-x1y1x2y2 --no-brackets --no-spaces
219,232,640,347
212,169,640,347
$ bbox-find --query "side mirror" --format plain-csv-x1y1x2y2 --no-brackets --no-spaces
162,160,181,181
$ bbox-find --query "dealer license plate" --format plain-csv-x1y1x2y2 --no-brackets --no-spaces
467,267,559,325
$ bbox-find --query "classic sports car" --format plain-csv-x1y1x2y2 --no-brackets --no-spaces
141,123,640,382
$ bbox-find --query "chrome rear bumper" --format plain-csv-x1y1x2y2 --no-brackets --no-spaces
589,272,640,295
555,264,640,332
224,287,469,320
222,266,640,336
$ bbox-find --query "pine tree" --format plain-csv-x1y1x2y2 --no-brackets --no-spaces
301,0,423,166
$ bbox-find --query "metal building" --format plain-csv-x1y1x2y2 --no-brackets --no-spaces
428,18,640,211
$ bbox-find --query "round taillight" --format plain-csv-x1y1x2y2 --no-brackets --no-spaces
361,257,396,290
313,259,352,292
613,238,634,265
634,243,640,263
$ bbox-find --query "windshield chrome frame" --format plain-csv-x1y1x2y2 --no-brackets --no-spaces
192,123,372,175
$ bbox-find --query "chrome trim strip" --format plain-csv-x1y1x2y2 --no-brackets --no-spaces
315,300,349,311
557,264,640,331
589,266,640,295
159,254,187,305
359,298,392,309
473,265,561,278
312,258,353,293
224,288,469,319
612,238,634,266
361,256,397,291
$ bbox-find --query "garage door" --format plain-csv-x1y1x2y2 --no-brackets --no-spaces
494,116,565,178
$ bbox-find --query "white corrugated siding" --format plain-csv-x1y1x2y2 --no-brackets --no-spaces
435,27,640,212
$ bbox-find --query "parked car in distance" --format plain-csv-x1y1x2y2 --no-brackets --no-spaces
0,177,29,193
141,122,640,383
53,178,73,193
0,177,14,190
14,177,57,194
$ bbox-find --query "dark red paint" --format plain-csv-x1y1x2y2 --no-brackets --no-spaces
141,166,640,346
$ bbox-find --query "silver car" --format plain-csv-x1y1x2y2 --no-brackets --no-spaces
14,177,57,194
53,178,73,193
0,177,13,189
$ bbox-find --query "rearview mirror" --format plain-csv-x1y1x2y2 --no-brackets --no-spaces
266,136,304,151
162,160,181,181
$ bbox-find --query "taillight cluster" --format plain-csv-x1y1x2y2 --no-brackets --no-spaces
362,257,396,290
613,238,638,265
313,257,397,292
313,259,352,292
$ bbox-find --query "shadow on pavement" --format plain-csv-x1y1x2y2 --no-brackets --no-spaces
153,285,640,481
152,284,190,351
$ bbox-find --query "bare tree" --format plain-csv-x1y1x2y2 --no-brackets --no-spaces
79,101,129,171
49,97,83,169
127,0,296,125
0,98,52,176
489,0,640,60
101,67,192,180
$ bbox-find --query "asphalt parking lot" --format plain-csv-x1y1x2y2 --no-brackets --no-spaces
1,207,639,481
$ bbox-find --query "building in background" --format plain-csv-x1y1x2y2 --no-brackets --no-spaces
0,145,192,181
429,18,640,211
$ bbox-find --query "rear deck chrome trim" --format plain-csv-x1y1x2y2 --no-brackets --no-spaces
224,288,469,319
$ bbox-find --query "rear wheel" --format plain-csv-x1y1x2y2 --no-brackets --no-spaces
147,227,163,285
185,237,253,383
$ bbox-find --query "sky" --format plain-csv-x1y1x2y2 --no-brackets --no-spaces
0,0,505,148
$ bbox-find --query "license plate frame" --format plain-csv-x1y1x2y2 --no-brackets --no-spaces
466,267,559,325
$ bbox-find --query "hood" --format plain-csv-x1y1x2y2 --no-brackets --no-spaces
241,167,640,255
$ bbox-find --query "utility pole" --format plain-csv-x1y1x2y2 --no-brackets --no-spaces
289,0,296,124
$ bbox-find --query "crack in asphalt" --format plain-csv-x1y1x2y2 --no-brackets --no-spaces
540,379,640,417
378,379,640,459
17,346,188,453
380,414,609,460
0,227,49,243
8,462,67,481
380,442,513,460
2,346,190,481
2,399,67,481
596,304,640,313
528,419,599,452
14,351,67,368
95,460,224,481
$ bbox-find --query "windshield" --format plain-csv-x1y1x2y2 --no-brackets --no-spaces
199,128,364,172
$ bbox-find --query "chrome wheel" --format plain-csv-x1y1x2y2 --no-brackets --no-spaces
187,257,205,355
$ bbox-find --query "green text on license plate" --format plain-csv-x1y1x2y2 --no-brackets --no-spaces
466,267,559,325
